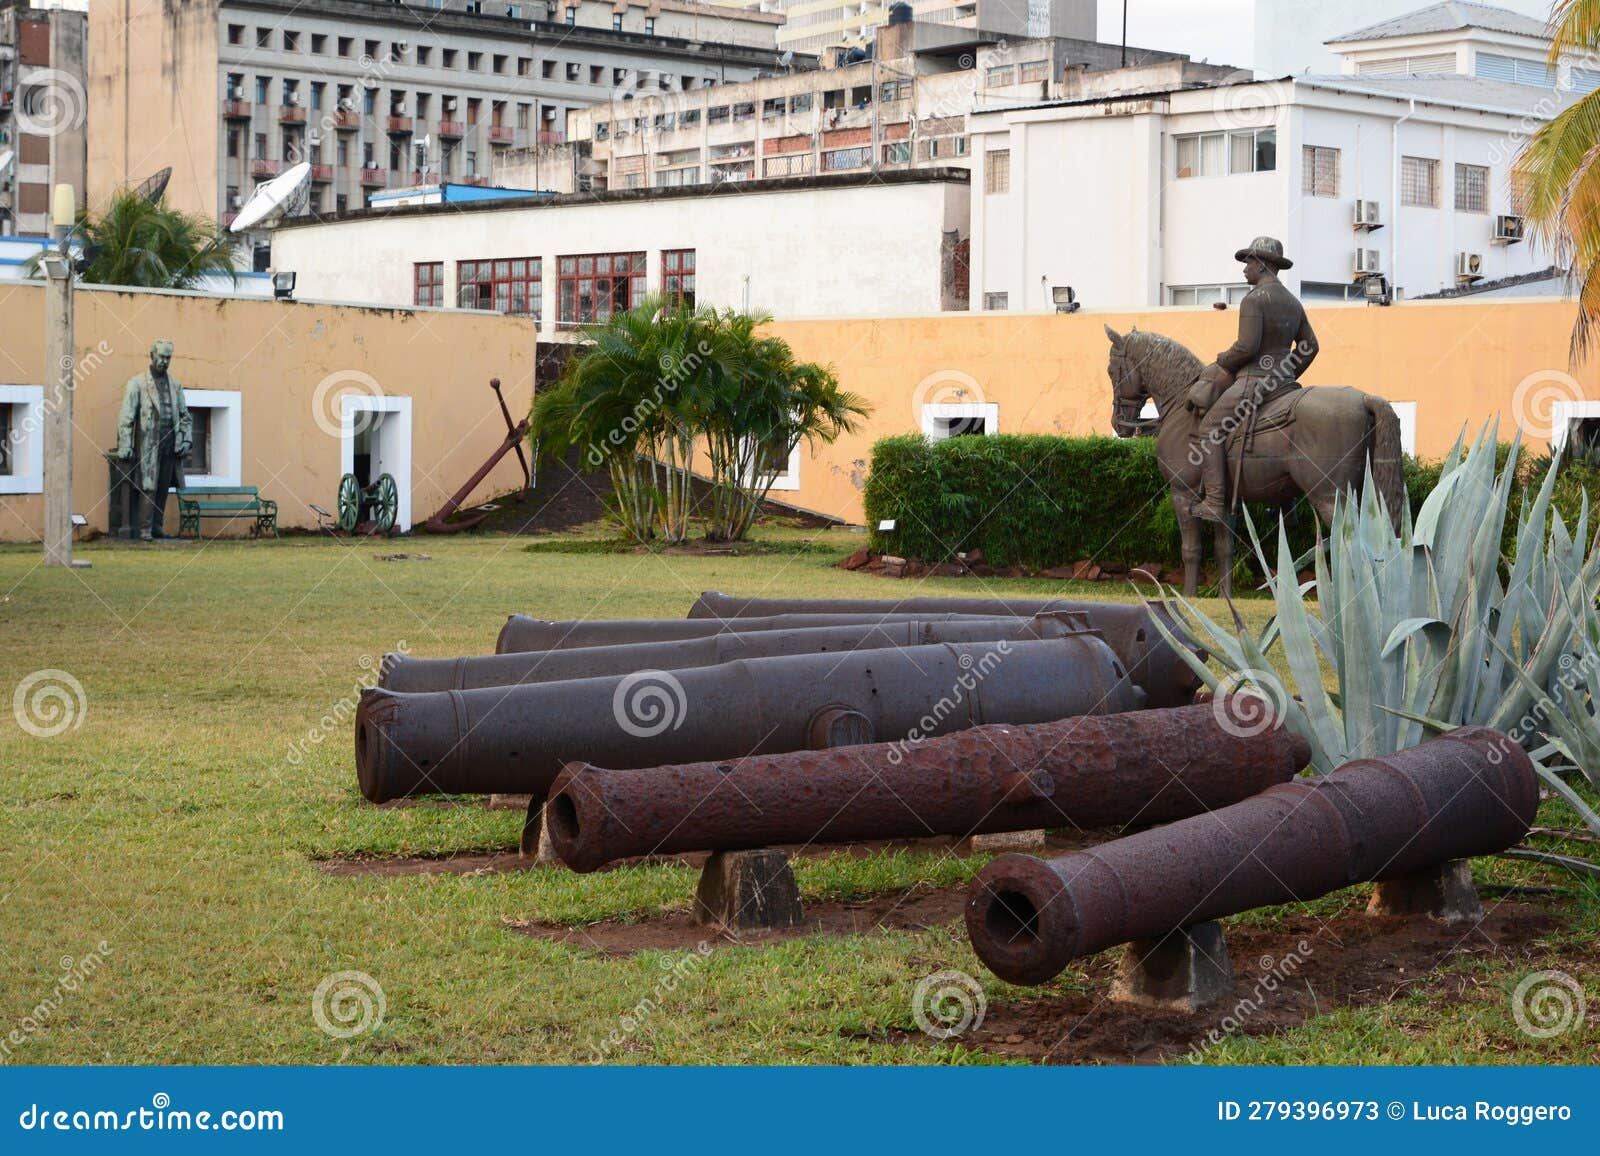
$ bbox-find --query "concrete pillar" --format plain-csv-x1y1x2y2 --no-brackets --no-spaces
41,248,76,568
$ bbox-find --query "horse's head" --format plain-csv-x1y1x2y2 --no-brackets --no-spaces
1105,325,1153,437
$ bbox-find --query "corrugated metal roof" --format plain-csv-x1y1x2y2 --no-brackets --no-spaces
1296,71,1570,114
1328,2,1551,44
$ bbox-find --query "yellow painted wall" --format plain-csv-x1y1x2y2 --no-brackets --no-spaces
87,0,220,215
764,298,1598,525
0,283,535,541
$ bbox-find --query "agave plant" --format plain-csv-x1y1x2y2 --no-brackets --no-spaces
1151,426,1600,785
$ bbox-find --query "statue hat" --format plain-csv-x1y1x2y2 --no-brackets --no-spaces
1234,236,1293,270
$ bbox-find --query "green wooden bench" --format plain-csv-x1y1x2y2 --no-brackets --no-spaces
176,485,279,539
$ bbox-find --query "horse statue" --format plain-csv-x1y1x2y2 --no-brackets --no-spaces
1105,324,1405,597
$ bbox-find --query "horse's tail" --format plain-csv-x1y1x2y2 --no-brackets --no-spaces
1366,396,1406,529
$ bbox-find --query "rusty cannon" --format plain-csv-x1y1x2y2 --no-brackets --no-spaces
493,610,1056,654
383,615,1089,692
356,636,1141,803
544,700,1309,873
686,592,1203,708
965,727,1538,986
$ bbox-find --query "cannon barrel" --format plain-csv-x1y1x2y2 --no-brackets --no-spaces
687,591,1202,708
384,615,1085,692
545,701,1309,873
494,610,1041,654
965,728,1538,986
356,636,1141,803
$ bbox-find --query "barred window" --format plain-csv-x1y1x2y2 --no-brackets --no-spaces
1302,145,1340,197
985,148,1010,194
413,261,444,307
983,292,1008,310
1401,156,1439,207
457,257,542,319
1455,163,1489,213
1019,60,1048,83
985,65,1014,87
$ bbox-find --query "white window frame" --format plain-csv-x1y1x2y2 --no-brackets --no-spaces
1550,399,1600,454
340,394,413,531
181,389,243,487
921,402,998,441
0,384,45,495
1390,401,1418,456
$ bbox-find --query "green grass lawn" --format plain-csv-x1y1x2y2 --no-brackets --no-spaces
1,529,1595,1065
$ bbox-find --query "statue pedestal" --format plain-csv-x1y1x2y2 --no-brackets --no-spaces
106,453,142,540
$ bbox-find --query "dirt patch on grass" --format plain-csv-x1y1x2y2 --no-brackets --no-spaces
963,900,1566,1065
511,882,967,955
318,851,533,878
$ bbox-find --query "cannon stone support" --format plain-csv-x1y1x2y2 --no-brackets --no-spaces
965,728,1538,987
686,592,1204,708
356,636,1140,804
386,615,1087,693
543,701,1308,872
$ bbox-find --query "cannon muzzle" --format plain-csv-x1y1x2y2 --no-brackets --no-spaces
357,636,1140,804
965,727,1538,986
545,700,1309,872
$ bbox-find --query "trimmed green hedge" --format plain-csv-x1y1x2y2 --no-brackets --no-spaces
862,433,1589,574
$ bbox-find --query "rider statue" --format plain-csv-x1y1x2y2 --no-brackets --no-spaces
1185,236,1319,523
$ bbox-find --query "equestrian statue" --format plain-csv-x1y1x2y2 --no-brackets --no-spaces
1105,236,1404,597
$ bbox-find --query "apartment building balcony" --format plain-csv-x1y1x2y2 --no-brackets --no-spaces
437,120,465,139
333,110,360,131
310,164,334,183
386,116,415,135
279,105,306,124
488,125,515,145
359,166,386,187
222,100,252,120
250,158,282,178
538,130,565,146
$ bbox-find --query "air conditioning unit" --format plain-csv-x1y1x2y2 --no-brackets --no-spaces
287,93,301,107
396,39,409,51
1457,251,1485,281
1354,248,1382,276
1354,199,1382,228
444,97,457,111
308,130,322,145
1494,214,1525,244
338,97,355,112
229,194,243,209
227,85,243,101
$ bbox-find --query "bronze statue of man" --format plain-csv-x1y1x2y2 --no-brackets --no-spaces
1186,237,1319,523
115,339,192,540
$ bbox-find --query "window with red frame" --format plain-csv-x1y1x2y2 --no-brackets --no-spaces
457,257,542,318
662,249,696,309
414,261,444,306
557,251,646,327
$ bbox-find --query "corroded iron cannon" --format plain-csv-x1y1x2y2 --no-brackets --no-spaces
384,615,1086,692
687,592,1203,708
356,636,1140,803
965,728,1538,986
544,701,1309,873
493,610,1039,654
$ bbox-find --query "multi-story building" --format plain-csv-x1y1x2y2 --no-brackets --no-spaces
87,0,794,247
0,0,87,237
501,11,1228,192
712,0,1095,56
968,10,1571,310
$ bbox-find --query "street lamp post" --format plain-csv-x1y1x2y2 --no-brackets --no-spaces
41,183,86,569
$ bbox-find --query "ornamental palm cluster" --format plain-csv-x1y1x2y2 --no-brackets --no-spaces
1150,427,1600,844
529,298,868,543
27,189,238,290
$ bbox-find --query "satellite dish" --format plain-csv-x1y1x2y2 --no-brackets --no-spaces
0,149,14,183
778,50,794,68
230,162,311,232
135,166,172,204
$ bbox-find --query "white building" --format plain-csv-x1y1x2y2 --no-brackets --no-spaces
710,0,1096,56
270,169,971,332
1253,0,1556,77
968,11,1571,311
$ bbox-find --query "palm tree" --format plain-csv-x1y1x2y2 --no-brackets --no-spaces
25,189,238,290
1515,0,1600,359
